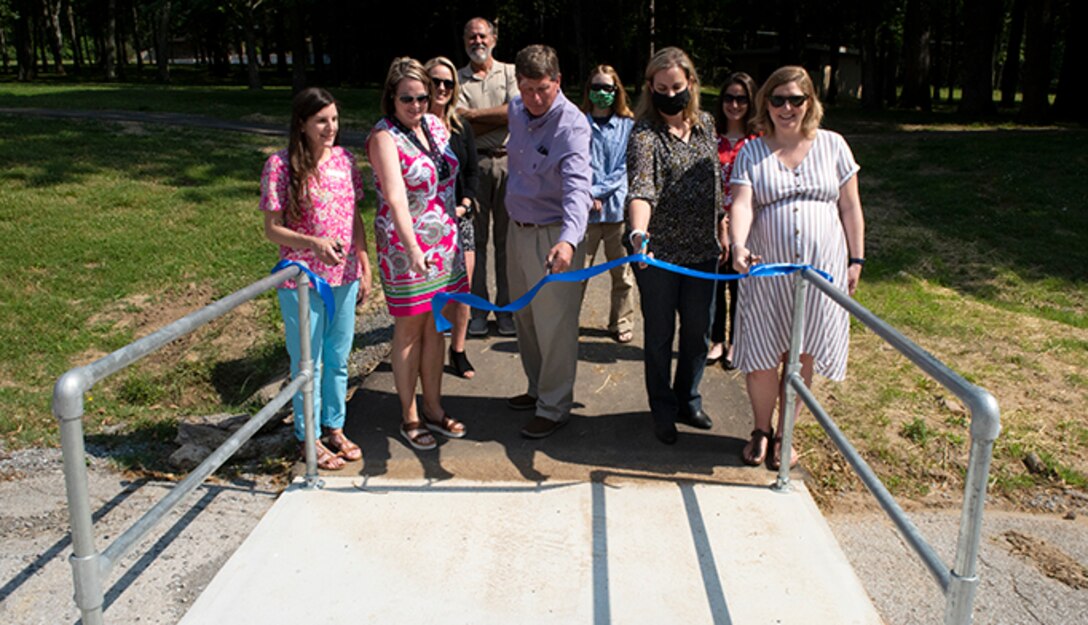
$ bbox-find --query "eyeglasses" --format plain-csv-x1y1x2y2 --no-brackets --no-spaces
397,94,430,104
722,94,749,105
589,83,617,93
768,94,808,108
430,78,455,90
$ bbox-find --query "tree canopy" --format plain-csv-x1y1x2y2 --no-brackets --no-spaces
0,0,1082,122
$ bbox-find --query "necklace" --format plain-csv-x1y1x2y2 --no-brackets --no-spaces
389,115,451,181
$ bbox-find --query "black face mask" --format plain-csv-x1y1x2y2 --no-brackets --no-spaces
652,88,690,116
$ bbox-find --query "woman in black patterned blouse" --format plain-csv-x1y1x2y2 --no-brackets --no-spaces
626,47,725,445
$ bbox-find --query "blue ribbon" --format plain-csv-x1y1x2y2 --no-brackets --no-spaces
430,253,832,333
272,259,337,317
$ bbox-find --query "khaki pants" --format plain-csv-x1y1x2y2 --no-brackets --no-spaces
582,222,635,335
506,221,587,421
471,155,511,319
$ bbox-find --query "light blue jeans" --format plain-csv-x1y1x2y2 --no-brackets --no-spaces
277,281,359,442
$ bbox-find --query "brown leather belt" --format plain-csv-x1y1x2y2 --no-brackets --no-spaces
512,219,560,228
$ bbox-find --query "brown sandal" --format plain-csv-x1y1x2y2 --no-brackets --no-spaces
424,412,467,439
323,428,362,461
300,440,346,470
400,421,437,451
742,428,773,466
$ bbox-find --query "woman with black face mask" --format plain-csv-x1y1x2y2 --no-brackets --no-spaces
626,47,724,445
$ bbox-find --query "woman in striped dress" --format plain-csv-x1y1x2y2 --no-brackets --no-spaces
729,66,866,469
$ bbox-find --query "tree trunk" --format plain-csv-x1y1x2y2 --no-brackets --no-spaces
243,1,262,90
861,3,882,109
930,0,943,101
290,0,307,92
43,0,66,74
63,0,82,73
0,24,9,71
115,2,126,80
957,0,1001,114
103,0,117,79
131,0,143,74
879,24,898,106
826,41,840,104
946,0,959,103
154,1,170,83
274,6,288,76
999,0,1027,107
1017,0,1055,123
15,0,36,80
1052,0,1086,121
900,0,932,110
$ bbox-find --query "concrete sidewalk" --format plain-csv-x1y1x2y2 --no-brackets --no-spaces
179,476,883,625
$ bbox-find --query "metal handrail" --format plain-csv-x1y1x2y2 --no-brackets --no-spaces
773,268,1001,625
52,264,323,625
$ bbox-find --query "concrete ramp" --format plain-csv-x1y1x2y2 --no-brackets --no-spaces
179,476,883,624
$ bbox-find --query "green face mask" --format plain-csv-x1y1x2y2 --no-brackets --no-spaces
589,89,616,109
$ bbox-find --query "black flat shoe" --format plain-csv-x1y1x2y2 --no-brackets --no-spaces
449,347,475,379
654,422,678,445
678,409,713,430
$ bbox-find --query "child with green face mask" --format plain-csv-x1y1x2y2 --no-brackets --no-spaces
579,65,637,345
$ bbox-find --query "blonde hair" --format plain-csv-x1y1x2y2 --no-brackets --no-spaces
580,65,634,118
423,56,464,133
380,57,431,118
753,65,824,138
634,47,702,126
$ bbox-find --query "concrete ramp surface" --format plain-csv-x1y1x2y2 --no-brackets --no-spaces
179,476,883,624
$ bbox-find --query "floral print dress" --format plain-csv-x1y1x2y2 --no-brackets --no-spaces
368,113,468,317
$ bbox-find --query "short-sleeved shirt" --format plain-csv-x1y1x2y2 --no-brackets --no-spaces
260,146,364,288
626,111,723,265
457,60,519,151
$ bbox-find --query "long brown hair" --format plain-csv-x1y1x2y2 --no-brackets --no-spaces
580,64,634,118
714,72,759,135
287,87,339,225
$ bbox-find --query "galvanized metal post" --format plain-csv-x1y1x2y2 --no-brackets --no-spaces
945,391,1001,625
296,272,321,488
53,369,106,625
774,270,808,491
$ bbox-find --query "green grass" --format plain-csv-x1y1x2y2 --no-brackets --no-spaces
0,80,385,132
0,83,1084,505
0,112,376,447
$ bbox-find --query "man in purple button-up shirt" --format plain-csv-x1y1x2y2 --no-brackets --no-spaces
504,44,592,439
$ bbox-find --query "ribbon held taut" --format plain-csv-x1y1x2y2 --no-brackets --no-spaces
430,253,832,333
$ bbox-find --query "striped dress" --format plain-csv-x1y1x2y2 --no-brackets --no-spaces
730,129,859,381
368,114,469,317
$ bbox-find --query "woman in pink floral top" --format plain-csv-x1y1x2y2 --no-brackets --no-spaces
260,87,372,470
367,57,469,451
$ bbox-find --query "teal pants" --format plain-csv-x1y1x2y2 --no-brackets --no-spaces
277,281,359,442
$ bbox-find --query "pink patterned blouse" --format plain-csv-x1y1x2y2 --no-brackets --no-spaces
260,146,365,289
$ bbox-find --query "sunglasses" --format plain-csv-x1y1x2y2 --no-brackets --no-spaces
397,94,430,104
722,94,749,105
768,94,808,108
590,83,617,93
430,78,455,90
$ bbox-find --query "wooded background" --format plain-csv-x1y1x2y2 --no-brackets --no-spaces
0,0,1083,123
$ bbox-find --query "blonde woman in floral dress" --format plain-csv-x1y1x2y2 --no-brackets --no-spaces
367,57,469,450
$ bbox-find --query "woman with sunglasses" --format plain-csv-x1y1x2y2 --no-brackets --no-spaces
627,47,724,445
260,87,372,470
729,65,865,469
367,57,469,451
424,56,479,379
579,65,636,345
707,72,760,370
